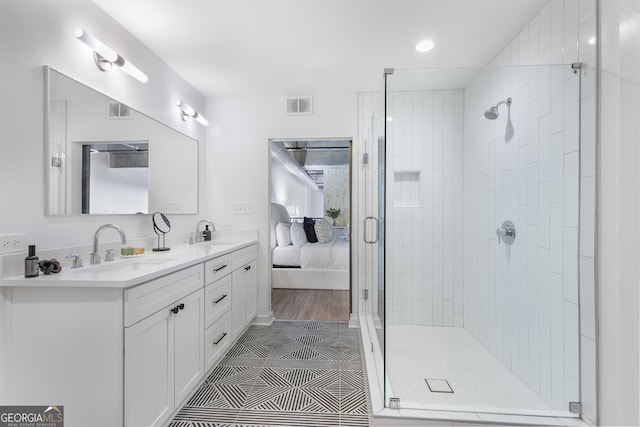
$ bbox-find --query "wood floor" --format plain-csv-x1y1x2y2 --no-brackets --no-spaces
271,289,350,321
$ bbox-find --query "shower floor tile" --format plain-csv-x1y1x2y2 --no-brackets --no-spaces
386,325,550,411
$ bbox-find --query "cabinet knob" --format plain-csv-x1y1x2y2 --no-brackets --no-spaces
171,306,179,314
178,303,185,310
244,265,251,271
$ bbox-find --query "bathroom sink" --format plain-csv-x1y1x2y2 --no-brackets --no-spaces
74,257,176,275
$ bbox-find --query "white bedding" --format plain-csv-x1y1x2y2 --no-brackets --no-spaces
272,237,349,270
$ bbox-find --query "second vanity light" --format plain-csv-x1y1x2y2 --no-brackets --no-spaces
176,100,209,127
74,28,149,83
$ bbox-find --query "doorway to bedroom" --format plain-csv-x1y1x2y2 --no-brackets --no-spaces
269,138,352,322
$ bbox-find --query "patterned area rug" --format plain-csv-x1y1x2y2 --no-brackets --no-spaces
169,321,371,427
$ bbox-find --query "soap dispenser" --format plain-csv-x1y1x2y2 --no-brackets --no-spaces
203,225,212,241
24,245,39,278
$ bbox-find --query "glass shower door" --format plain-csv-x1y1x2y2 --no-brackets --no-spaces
362,75,387,403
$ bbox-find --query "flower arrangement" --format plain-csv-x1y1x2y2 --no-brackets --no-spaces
325,208,340,225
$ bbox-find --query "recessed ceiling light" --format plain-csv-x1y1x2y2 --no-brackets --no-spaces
415,39,435,53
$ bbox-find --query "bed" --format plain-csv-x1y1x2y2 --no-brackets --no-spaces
271,203,350,290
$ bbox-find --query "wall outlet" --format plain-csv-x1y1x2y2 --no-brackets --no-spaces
232,203,253,215
0,233,27,254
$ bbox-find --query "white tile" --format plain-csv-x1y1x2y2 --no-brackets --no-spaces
539,312,552,381
563,74,580,154
579,256,596,340
563,152,579,227
551,342,566,410
549,203,563,274
550,0,564,64
579,176,595,257
579,95,596,177
580,335,597,422
562,227,579,304
579,0,596,22
538,114,550,181
563,301,580,380
538,182,550,248
539,4,551,53
519,145,529,205
432,286,443,325
564,373,580,410
528,99,539,163
528,225,539,288
549,132,564,203
528,163,539,225
549,272,564,345
563,0,580,64
423,91,433,116
529,16,540,64
549,68,564,138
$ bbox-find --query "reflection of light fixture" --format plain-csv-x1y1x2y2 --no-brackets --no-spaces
176,100,209,127
74,28,149,83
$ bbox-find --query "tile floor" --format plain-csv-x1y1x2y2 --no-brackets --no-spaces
169,321,371,427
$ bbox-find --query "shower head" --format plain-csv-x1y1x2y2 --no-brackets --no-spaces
484,97,512,120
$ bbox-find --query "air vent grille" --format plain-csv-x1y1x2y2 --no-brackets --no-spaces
107,102,132,118
286,96,313,115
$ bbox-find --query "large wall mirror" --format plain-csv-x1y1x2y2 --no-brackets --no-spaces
45,66,199,215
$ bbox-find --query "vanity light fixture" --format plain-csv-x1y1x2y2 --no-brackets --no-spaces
74,28,149,83
176,100,209,127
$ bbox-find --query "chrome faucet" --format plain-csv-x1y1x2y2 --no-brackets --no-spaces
195,219,215,242
91,224,127,264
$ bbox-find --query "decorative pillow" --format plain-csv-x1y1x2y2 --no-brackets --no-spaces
303,217,318,243
275,222,292,246
290,221,307,247
314,218,334,243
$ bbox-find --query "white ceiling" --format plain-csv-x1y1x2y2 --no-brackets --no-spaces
93,0,549,97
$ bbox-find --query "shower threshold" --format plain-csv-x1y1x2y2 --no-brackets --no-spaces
359,316,587,426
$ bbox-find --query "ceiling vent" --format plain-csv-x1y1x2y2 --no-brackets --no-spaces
286,96,313,115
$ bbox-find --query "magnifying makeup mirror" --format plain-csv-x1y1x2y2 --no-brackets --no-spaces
152,212,171,251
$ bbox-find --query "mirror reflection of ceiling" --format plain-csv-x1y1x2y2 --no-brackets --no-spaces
281,140,350,169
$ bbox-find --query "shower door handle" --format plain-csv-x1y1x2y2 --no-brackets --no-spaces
364,216,379,244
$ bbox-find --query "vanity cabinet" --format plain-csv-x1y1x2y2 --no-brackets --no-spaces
231,246,257,339
2,241,258,427
124,264,205,427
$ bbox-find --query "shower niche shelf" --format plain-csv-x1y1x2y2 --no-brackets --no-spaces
393,170,421,208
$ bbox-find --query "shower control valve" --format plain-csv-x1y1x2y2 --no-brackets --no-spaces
496,220,516,245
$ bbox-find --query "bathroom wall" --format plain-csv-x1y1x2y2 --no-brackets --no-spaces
385,89,465,327
205,92,359,323
0,0,206,402
597,1,640,425
463,0,596,414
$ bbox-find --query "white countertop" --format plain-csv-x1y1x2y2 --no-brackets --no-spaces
0,238,257,289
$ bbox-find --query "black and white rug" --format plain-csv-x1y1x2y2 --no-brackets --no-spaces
169,321,371,427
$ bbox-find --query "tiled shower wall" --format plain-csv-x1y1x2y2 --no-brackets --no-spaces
462,0,596,413
386,90,464,326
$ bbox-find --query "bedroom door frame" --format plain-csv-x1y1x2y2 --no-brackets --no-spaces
268,137,354,321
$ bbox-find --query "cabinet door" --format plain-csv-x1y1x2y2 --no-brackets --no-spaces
125,308,174,427
243,261,257,324
231,268,245,339
173,289,205,406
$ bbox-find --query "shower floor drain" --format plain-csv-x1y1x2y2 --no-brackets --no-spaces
425,378,454,393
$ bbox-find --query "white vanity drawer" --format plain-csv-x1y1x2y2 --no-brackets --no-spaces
205,312,231,371
124,264,204,327
231,245,257,270
204,254,232,285
205,275,231,328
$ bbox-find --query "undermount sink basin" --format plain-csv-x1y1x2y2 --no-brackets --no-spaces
74,257,176,275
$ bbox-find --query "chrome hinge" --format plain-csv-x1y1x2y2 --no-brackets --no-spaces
570,401,582,415
51,156,62,168
362,152,369,165
371,342,374,353
363,289,369,300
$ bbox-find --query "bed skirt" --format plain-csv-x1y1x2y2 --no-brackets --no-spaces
271,268,349,290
